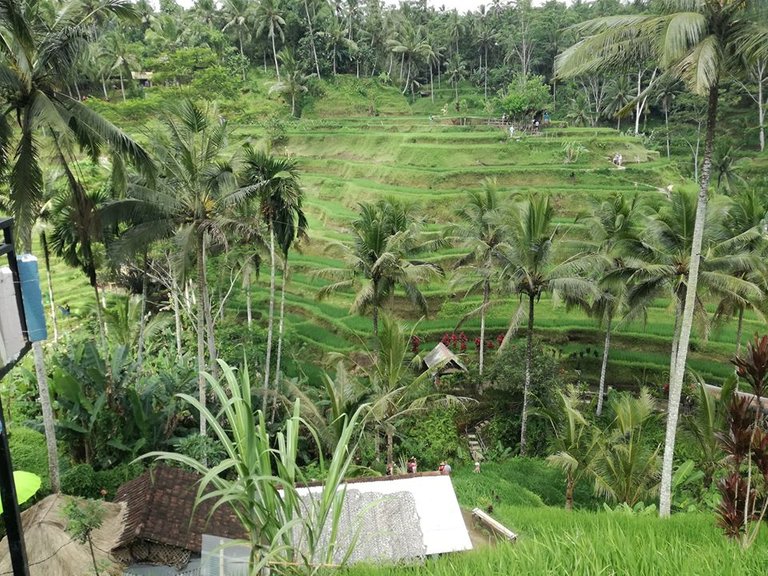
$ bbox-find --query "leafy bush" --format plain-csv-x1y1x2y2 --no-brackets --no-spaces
8,426,50,490
399,407,463,470
61,464,97,497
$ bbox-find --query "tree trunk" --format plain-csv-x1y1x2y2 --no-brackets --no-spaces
659,84,719,518
196,247,208,436
669,297,682,387
272,33,280,80
173,289,183,360
386,429,394,472
33,342,59,492
119,69,126,102
596,312,612,417
736,305,744,355
40,232,58,342
565,476,575,511
402,60,410,95
479,277,489,376
92,283,107,353
272,259,289,404
244,262,252,329
483,45,488,100
137,261,148,370
430,65,434,103
88,537,100,576
333,45,337,76
519,293,535,456
202,242,217,380
758,64,765,152
372,278,380,339
665,106,670,158
263,227,277,412
291,92,296,117
304,0,321,79
101,76,109,100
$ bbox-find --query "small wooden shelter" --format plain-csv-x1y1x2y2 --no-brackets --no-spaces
421,342,468,375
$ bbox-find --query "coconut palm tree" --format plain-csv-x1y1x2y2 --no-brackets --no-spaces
555,0,768,517
316,199,443,338
254,0,286,79
452,179,505,376
444,53,466,106
585,193,644,416
544,385,600,511
269,49,311,117
0,0,153,493
222,0,253,75
239,148,305,411
112,100,239,436
496,195,596,455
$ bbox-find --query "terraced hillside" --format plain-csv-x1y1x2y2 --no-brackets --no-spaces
72,81,759,390
229,115,752,388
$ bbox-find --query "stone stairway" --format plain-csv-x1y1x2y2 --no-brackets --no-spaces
467,420,490,461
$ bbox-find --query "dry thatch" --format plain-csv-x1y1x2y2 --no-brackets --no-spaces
0,494,125,576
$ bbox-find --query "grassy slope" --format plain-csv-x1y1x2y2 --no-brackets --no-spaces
70,73,759,391
342,461,768,576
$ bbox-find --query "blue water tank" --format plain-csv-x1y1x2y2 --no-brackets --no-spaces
16,255,47,342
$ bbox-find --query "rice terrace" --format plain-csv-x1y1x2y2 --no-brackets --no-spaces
0,0,768,574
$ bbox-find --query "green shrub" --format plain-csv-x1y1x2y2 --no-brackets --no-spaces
61,464,97,497
94,463,145,499
8,426,50,490
399,408,463,470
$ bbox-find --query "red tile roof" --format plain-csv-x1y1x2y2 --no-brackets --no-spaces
113,465,247,553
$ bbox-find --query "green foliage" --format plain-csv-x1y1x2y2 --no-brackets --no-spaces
63,498,105,544
8,426,50,491
149,46,219,85
497,75,550,122
190,65,241,99
61,464,97,498
399,407,462,470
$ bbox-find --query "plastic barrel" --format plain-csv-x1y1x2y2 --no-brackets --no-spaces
16,255,47,343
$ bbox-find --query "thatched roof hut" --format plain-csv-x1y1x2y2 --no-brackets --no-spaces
421,343,468,375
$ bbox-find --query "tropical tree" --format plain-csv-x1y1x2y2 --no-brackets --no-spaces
544,386,600,511
239,148,305,411
555,0,768,517
585,193,644,416
221,0,253,74
0,0,153,493
319,18,357,76
444,52,466,106
356,315,469,471
269,49,311,117
452,179,505,376
593,389,661,507
496,195,595,455
48,182,110,351
254,0,286,79
317,199,443,338
114,100,239,436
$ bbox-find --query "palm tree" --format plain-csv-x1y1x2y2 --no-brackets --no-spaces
319,18,357,76
0,0,153,493
269,49,311,117
48,181,110,351
444,53,466,106
113,100,239,436
452,179,505,376
497,195,595,455
357,315,469,471
240,148,305,411
545,386,600,511
317,199,443,338
585,193,644,416
222,0,253,77
254,0,286,80
555,0,768,517
603,75,633,131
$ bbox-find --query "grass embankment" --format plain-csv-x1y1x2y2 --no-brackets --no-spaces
343,460,768,576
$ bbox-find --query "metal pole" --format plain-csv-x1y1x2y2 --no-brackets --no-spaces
0,218,31,576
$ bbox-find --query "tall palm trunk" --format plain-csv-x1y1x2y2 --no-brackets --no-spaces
304,0,321,79
119,69,126,102
372,277,380,338
137,253,148,369
201,241,217,380
660,85,719,518
565,475,575,511
430,65,434,103
664,105,670,158
479,277,489,376
271,33,280,80
273,259,289,391
40,231,58,342
263,226,277,412
244,261,252,328
173,289,183,359
596,312,613,417
196,245,208,436
20,233,60,492
402,59,411,96
33,342,59,492
90,273,107,353
520,293,535,456
386,428,394,472
668,297,682,393
735,305,744,355
483,45,488,100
